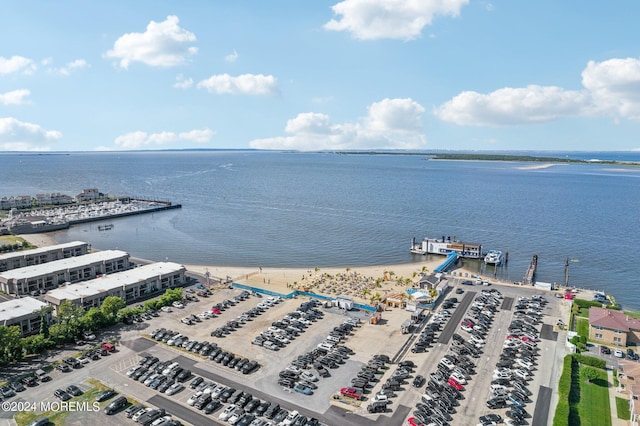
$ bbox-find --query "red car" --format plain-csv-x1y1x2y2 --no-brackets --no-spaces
407,417,423,426
211,307,221,315
521,336,537,345
340,387,362,400
506,334,519,340
101,343,115,352
447,377,464,391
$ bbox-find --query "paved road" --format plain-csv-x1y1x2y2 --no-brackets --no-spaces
437,291,476,345
532,386,552,426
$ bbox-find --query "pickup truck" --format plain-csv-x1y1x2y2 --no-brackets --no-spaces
340,387,362,400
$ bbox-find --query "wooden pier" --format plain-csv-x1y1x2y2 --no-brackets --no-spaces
523,254,538,285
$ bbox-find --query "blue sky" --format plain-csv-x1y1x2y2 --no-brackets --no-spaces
1,1,639,152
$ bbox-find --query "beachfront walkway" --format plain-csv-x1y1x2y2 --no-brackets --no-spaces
608,369,629,426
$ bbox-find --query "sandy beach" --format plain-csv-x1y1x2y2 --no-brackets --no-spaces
20,232,518,306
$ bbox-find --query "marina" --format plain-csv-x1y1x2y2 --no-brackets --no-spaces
1,196,181,235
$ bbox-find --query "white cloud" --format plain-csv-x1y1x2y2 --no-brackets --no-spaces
114,128,214,149
173,73,193,89
48,59,90,76
105,15,197,69
197,73,279,95
436,56,640,126
0,55,37,75
582,57,640,121
0,89,31,105
250,97,426,150
225,50,239,63
435,85,589,126
0,117,62,151
324,0,469,41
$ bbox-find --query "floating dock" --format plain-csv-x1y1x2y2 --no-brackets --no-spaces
411,236,482,259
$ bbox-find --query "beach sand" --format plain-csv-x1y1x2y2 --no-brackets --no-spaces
20,232,524,306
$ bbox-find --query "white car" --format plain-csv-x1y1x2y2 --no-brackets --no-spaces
449,372,467,385
172,301,185,309
227,410,245,425
77,356,90,364
160,306,172,312
461,324,473,333
614,349,624,358
82,331,96,341
517,359,534,370
187,391,203,405
219,404,237,421
503,340,520,349
513,369,530,380
439,358,455,370
281,410,300,426
151,416,173,426
126,366,141,376
285,365,302,374
132,408,150,422
469,335,485,345
300,371,318,382
165,382,184,395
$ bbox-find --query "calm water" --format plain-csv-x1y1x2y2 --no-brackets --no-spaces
1,151,639,310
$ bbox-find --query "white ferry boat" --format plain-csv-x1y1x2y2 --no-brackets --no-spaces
484,250,503,265
411,236,483,259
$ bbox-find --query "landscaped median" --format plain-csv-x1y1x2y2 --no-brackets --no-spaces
553,354,611,426
14,378,108,426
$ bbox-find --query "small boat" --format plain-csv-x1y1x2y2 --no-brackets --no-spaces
484,250,503,265
98,224,114,231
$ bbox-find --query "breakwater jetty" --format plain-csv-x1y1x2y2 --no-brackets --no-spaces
523,254,538,285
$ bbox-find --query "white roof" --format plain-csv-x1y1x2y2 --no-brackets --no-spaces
0,297,47,322
0,250,129,280
45,262,185,302
0,241,87,262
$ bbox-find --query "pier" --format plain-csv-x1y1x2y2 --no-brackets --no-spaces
523,254,538,285
434,251,459,274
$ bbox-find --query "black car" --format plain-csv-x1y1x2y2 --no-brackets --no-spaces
203,399,222,414
21,376,37,387
190,376,203,389
66,385,83,396
104,396,128,415
255,401,271,416
9,381,26,392
479,414,503,424
54,388,72,401
486,397,508,409
137,408,166,426
125,404,145,419
220,387,237,403
413,375,426,388
244,398,261,413
264,403,281,419
95,388,116,402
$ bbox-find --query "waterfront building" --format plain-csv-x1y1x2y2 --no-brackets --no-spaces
75,188,107,202
34,192,74,206
588,306,640,346
0,250,131,295
0,296,50,337
0,241,89,272
0,195,32,210
44,262,187,313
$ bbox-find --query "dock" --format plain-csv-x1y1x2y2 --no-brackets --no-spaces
523,254,538,285
434,251,459,274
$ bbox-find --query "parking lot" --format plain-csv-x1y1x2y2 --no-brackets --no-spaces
0,280,575,426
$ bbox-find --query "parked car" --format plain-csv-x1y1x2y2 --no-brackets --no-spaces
615,349,625,358
95,389,116,402
104,396,127,415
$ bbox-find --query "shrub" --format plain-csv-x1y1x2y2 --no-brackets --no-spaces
574,299,603,309
554,355,575,426
574,353,606,369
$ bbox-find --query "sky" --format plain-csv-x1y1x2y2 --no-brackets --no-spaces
1,1,640,152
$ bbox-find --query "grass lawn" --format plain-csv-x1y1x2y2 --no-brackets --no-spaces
14,378,109,426
624,310,640,319
575,367,611,426
0,236,34,249
576,317,590,339
616,397,631,420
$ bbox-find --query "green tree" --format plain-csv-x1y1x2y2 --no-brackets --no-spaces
48,323,72,343
57,301,85,338
0,325,22,364
21,334,54,355
38,305,52,338
581,366,599,383
82,307,106,330
100,296,125,323
117,306,142,322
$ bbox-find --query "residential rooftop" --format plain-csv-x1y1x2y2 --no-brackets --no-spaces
0,241,87,262
0,250,129,280
589,306,640,332
0,297,47,323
